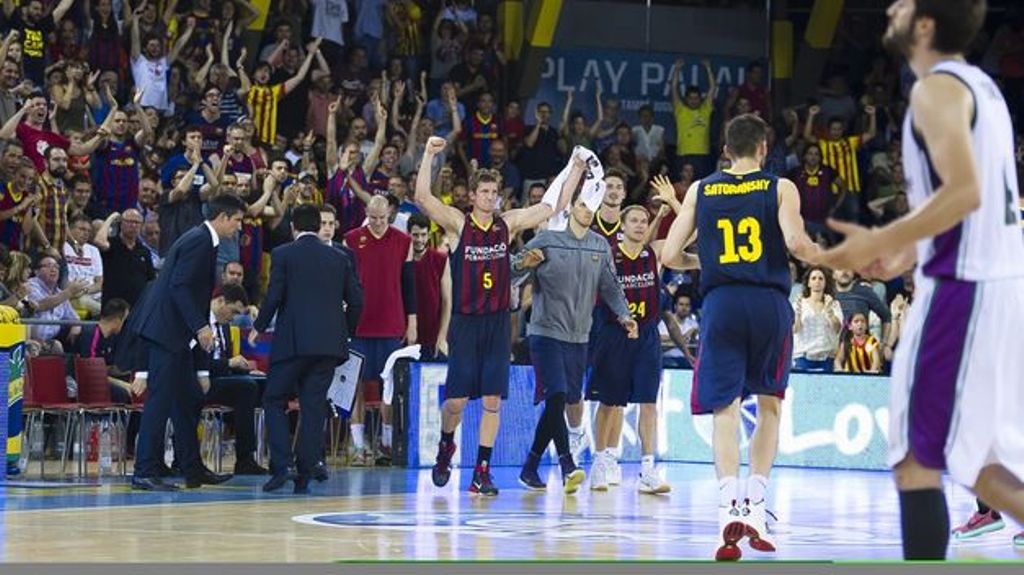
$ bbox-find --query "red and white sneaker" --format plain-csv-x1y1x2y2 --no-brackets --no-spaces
741,498,776,552
431,441,456,488
469,462,499,496
951,510,1005,540
715,501,745,561
1013,530,1024,547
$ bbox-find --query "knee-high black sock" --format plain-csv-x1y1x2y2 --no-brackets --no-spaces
900,489,950,560
530,393,566,456
547,394,570,457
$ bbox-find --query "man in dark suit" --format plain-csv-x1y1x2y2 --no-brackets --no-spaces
130,195,247,491
250,203,363,493
195,283,267,475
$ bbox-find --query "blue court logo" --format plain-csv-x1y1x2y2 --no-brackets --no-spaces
294,511,899,547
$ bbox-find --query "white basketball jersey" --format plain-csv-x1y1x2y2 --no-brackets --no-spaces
902,60,1024,281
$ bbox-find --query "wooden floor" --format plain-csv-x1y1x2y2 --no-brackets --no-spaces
1,463,1022,562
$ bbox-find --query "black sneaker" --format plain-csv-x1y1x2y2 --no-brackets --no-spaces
469,462,499,496
431,441,456,487
518,466,546,491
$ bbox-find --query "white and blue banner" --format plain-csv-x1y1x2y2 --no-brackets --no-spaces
406,364,890,471
530,47,756,147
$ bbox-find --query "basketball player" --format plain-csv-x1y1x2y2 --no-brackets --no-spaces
514,189,637,495
819,0,1024,559
661,114,820,560
415,136,580,496
582,169,667,482
588,205,676,494
570,169,628,467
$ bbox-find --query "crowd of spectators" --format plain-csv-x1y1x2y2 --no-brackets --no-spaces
1,1,1022,472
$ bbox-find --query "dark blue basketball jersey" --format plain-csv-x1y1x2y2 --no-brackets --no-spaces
695,169,790,296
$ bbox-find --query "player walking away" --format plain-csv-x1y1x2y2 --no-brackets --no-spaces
661,114,820,561
588,204,684,494
513,193,637,495
414,136,581,496
819,0,1024,560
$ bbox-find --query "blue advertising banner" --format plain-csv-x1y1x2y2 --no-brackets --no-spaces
529,47,757,147
406,364,890,472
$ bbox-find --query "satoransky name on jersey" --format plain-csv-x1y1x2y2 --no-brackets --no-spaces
702,179,771,197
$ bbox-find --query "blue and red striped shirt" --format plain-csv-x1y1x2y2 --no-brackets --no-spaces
607,243,660,325
591,215,624,251
93,138,140,215
450,214,510,315
325,167,367,237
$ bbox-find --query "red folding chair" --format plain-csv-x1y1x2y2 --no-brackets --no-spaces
24,356,80,479
74,357,130,477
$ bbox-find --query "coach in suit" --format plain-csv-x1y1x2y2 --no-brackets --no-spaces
251,204,364,494
130,195,247,491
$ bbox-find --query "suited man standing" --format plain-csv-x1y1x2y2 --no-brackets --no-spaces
251,204,364,494
130,195,247,491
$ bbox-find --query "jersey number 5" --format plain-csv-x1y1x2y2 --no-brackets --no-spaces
482,271,493,289
717,217,763,264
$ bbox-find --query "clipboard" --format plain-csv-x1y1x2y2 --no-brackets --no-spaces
327,350,365,418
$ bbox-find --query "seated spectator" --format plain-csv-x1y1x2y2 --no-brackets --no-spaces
25,255,87,353
62,214,104,318
660,292,699,368
834,312,882,374
72,298,132,403
792,266,843,372
833,268,892,356
2,250,34,317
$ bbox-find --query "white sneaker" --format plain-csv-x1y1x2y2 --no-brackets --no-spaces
590,457,609,491
607,458,622,485
715,502,744,562
637,467,671,494
740,498,776,553
569,430,590,460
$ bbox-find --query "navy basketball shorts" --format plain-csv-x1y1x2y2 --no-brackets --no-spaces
530,335,588,405
444,312,511,400
350,337,403,384
691,284,793,415
588,320,663,407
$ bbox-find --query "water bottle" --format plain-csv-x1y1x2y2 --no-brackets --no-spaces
99,421,113,476
30,418,44,457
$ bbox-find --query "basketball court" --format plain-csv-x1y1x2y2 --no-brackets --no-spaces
1,463,1020,562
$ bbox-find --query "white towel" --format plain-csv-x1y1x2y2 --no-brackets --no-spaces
546,147,607,232
381,344,422,405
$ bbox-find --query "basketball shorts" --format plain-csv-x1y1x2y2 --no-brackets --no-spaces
587,320,662,406
444,312,511,400
888,275,1024,488
350,337,402,383
530,335,588,405
691,284,793,415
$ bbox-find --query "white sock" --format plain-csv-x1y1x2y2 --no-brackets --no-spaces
641,455,655,472
350,423,366,450
747,474,768,504
569,424,583,436
382,424,393,448
718,476,739,507
605,448,617,462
